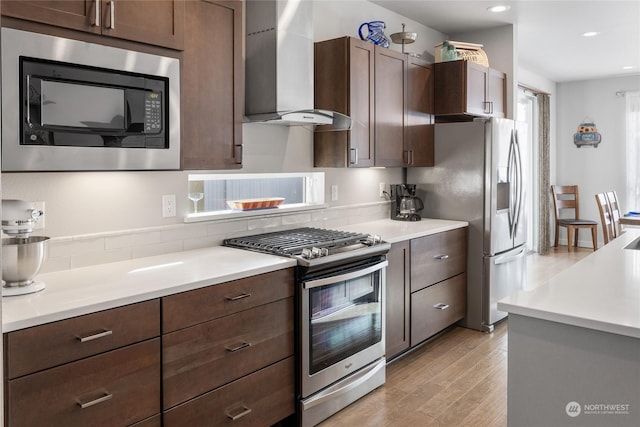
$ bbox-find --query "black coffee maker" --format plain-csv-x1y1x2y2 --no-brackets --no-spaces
390,184,424,221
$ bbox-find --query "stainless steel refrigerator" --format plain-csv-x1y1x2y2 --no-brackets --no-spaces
409,117,526,332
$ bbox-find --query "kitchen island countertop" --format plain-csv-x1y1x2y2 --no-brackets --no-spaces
498,229,640,338
3,218,467,332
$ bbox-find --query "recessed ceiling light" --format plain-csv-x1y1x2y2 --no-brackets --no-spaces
582,31,600,37
623,65,635,70
487,5,511,13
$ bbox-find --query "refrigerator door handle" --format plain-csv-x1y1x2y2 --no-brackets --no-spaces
493,245,527,265
507,132,516,238
512,129,524,236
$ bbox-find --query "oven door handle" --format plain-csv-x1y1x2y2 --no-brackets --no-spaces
302,260,388,289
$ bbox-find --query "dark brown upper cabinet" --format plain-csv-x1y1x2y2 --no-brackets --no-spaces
434,59,506,120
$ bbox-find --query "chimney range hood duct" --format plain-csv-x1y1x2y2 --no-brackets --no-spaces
245,0,351,130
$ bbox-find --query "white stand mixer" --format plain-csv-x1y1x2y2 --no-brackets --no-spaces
2,199,49,296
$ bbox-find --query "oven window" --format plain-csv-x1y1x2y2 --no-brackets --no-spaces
308,270,382,375
40,80,125,129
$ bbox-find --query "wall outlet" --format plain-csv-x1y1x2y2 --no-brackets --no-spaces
162,194,176,217
331,185,338,201
379,182,386,198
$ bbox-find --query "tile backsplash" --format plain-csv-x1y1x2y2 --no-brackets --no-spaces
41,202,391,274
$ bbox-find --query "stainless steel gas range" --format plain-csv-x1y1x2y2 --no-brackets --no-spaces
224,227,390,426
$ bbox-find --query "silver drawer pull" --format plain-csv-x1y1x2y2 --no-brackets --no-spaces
226,341,251,352
433,303,449,310
77,391,113,409
225,292,251,301
226,404,252,421
77,329,113,343
434,254,449,260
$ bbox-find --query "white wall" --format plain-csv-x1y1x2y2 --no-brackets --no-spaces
555,74,640,247
2,0,448,238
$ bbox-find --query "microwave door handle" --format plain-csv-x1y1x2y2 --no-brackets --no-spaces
302,260,388,289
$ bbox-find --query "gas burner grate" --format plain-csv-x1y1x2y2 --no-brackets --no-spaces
224,227,369,256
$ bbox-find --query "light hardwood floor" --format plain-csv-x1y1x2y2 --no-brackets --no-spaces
318,246,592,427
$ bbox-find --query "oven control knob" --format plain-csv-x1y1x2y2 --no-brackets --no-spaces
311,247,327,258
365,234,382,245
301,248,313,259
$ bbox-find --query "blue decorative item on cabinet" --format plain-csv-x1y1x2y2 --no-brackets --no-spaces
574,118,602,148
358,21,389,48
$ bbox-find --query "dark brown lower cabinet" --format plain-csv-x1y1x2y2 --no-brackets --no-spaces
163,357,295,426
386,227,468,360
7,339,161,427
385,241,411,359
162,297,294,409
411,273,467,344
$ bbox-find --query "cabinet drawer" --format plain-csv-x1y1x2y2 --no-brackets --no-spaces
5,299,160,379
162,268,295,332
164,356,295,427
163,297,294,409
411,273,466,345
410,227,467,292
7,339,160,427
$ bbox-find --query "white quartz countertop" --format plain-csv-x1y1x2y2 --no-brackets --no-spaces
2,218,467,332
2,246,296,332
498,230,640,339
335,218,468,243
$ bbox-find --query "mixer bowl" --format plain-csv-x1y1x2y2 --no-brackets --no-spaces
2,236,50,287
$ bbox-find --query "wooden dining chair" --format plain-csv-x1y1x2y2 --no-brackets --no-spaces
605,190,623,238
595,193,614,245
550,185,597,251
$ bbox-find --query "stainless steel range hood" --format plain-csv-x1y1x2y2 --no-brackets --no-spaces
245,0,351,130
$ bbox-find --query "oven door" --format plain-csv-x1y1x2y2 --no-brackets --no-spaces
300,258,387,399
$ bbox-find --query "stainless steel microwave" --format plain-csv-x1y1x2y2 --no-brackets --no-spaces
1,28,180,171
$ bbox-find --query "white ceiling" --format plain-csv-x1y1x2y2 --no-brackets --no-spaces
371,0,640,83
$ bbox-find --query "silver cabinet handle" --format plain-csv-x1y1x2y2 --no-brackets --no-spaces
77,329,113,343
77,391,112,409
349,148,358,165
225,292,251,301
226,404,252,421
108,1,115,29
93,0,101,27
225,341,251,352
434,254,449,260
433,303,449,310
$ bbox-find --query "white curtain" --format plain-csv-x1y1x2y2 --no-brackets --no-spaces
626,91,640,211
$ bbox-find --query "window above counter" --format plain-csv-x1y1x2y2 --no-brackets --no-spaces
184,172,326,223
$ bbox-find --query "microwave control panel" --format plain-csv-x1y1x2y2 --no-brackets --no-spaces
144,92,163,134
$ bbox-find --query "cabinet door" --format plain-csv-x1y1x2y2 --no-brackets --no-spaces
385,241,410,360
162,298,294,409
488,68,506,118
181,0,243,169
314,37,374,168
411,273,466,345
164,357,294,427
465,61,490,116
405,57,434,167
410,227,467,293
103,0,185,50
7,339,161,427
1,0,102,34
374,46,407,167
